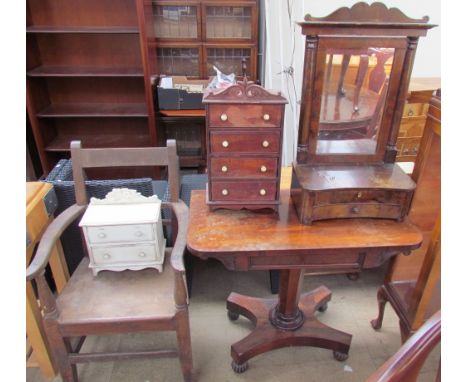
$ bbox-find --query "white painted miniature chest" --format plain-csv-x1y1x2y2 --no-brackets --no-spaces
79,188,166,276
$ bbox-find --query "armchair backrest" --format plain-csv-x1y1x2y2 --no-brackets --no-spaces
70,140,180,205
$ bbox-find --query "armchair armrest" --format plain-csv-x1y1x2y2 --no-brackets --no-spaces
163,200,189,274
26,204,87,282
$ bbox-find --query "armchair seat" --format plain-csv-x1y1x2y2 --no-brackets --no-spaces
57,254,176,326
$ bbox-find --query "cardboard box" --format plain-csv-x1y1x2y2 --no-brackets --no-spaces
156,76,211,110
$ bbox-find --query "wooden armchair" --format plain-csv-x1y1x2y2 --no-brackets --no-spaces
366,310,441,382
26,140,193,382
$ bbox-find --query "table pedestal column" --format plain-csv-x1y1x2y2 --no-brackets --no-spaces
226,269,352,373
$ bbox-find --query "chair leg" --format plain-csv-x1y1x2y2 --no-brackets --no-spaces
44,320,78,382
371,286,389,330
175,310,193,382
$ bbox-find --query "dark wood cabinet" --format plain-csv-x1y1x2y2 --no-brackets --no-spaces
203,80,287,211
26,0,158,178
138,0,260,170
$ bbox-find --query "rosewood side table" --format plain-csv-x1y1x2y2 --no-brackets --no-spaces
187,189,422,373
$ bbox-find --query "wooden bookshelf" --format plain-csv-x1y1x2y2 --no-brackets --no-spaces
26,0,158,177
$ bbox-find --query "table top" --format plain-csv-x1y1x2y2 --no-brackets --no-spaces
187,188,422,257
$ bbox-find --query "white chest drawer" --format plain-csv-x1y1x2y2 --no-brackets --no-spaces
91,243,160,265
79,189,166,276
86,224,154,244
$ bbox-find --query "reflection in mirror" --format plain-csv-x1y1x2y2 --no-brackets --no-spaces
317,48,394,155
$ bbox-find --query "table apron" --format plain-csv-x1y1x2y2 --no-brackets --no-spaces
199,248,401,271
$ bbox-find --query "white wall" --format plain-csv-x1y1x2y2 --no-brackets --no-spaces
263,0,441,165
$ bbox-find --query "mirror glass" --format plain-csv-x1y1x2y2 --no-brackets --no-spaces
316,47,394,155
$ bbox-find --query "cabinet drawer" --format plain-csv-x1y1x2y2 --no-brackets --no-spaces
403,103,427,117
86,224,154,244
208,104,282,127
311,203,402,221
315,189,409,205
91,244,159,265
398,116,426,137
210,131,280,154
211,180,277,201
210,157,278,178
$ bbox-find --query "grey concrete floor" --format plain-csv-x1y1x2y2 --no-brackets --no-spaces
27,257,440,382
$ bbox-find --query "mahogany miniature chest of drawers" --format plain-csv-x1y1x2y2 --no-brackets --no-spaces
79,188,166,276
203,80,287,211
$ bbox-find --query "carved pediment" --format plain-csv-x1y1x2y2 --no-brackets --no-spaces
203,81,287,104
90,188,161,205
304,2,429,24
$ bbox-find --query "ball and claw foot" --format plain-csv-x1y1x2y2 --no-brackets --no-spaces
370,318,382,330
317,302,328,313
227,311,240,321
333,351,349,362
231,360,248,373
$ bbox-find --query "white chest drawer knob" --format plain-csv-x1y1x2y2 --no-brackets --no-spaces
220,113,228,121
260,165,267,173
262,140,270,148
221,165,228,173
98,232,106,238
259,189,267,196
139,252,147,258
103,253,111,259
134,231,143,237
263,113,270,121
222,189,229,196
222,140,229,148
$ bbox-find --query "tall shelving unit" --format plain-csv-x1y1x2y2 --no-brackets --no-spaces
26,0,158,178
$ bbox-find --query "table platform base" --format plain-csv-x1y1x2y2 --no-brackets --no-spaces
226,286,352,373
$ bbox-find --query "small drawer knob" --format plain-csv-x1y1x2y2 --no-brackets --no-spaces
407,109,414,116
135,231,143,237
98,232,106,238
220,113,228,121
350,206,360,214
139,252,146,258
221,165,228,173
222,140,229,148
103,253,111,259
263,113,270,121
262,140,270,148
259,189,267,196
357,192,362,199
260,165,267,173
222,189,229,196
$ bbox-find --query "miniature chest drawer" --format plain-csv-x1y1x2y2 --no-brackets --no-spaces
210,131,280,154
210,157,278,178
86,224,154,244
211,180,277,201
208,104,282,128
315,189,409,205
91,244,160,265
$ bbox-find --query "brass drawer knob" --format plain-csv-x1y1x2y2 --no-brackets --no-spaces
139,252,146,258
407,109,414,116
263,113,270,121
262,140,270,148
221,165,228,173
98,232,106,238
350,206,360,214
260,165,267,173
220,113,228,121
357,192,362,199
222,140,229,148
259,189,267,196
103,253,111,259
222,189,229,196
